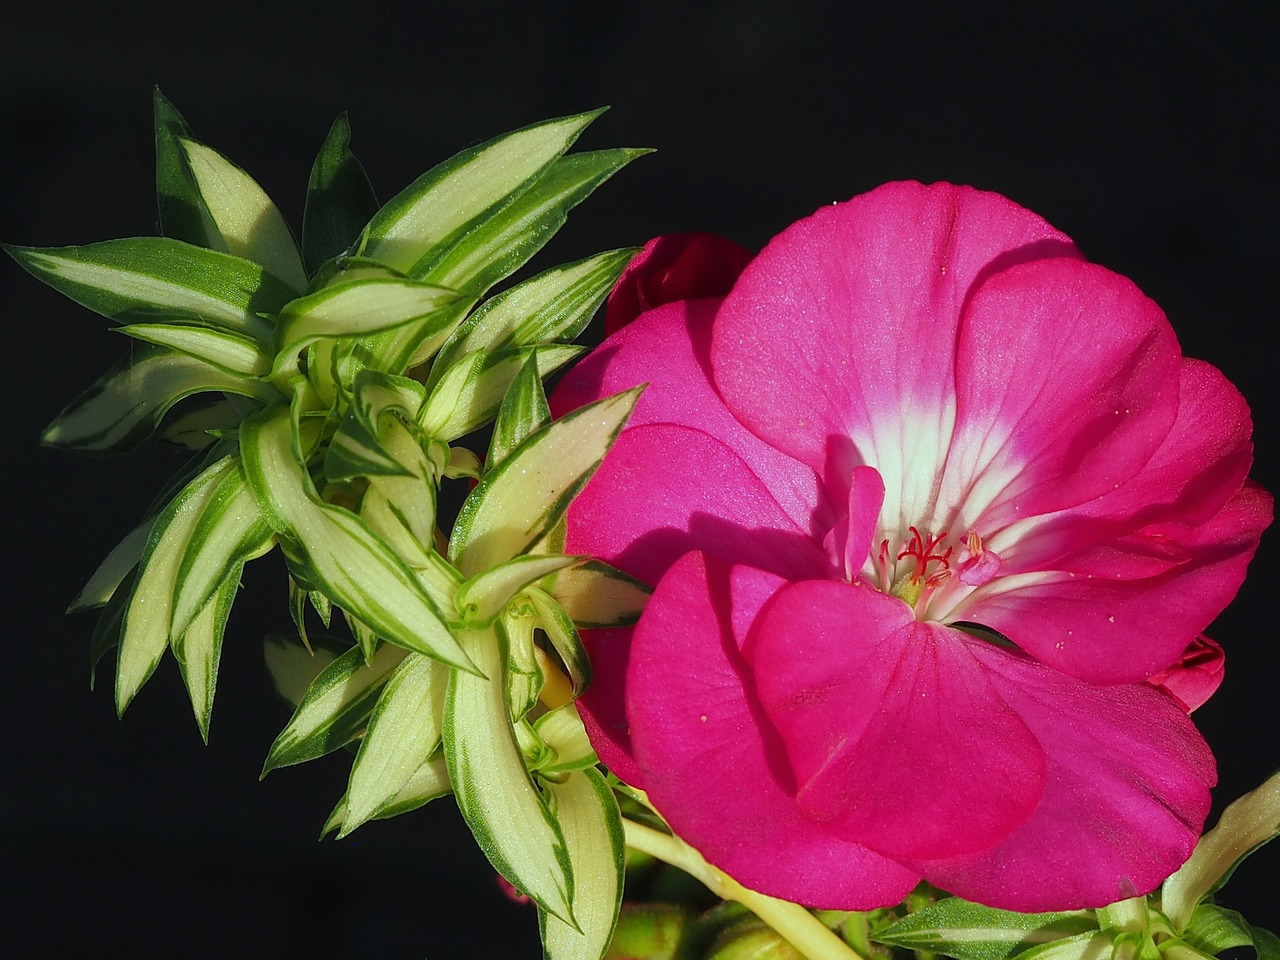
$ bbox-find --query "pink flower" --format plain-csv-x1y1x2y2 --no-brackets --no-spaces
551,182,1273,911
604,232,753,334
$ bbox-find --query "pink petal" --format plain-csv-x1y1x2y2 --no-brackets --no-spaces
628,551,920,908
915,643,1215,910
942,258,1181,530
712,181,1079,531
604,232,753,334
565,422,832,588
1145,635,1225,713
552,298,834,536
575,626,644,785
970,482,1272,684
749,581,1044,860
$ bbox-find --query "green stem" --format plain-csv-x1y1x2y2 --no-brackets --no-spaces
622,817,863,960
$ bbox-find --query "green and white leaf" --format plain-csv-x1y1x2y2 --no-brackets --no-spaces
445,624,574,925
116,455,238,714
418,343,583,444
1163,767,1280,929
1013,933,1112,960
342,652,449,835
505,609,545,721
455,554,580,627
323,370,428,482
1182,904,1257,955
89,569,132,690
545,559,651,629
324,754,451,836
875,898,1098,960
6,238,292,343
271,277,462,376
450,387,641,577
153,87,219,248
159,400,244,449
359,110,603,274
411,149,647,296
526,588,592,696
533,704,596,776
117,322,272,377
179,137,307,293
539,768,624,960
489,353,550,467
430,248,636,389
68,518,153,612
43,347,273,454
172,565,239,742
302,113,379,276
169,457,275,640
262,640,408,772
240,405,473,673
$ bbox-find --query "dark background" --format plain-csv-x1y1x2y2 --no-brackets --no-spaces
2,2,1276,956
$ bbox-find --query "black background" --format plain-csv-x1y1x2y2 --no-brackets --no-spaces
2,2,1276,956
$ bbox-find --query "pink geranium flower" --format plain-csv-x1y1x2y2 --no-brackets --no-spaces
551,182,1272,911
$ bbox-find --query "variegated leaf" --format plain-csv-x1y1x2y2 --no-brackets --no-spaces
178,138,307,292
262,640,408,772
153,87,220,249
455,554,580,627
6,238,292,343
239,405,473,674
875,898,1098,960
429,248,636,389
68,518,153,612
343,652,449,834
359,110,603,274
539,768,624,960
450,387,641,577
323,754,451,836
173,565,239,742
263,632,348,706
412,149,648,296
117,456,238,714
418,343,583,443
489,353,550,467
43,347,273,454
445,624,575,924
117,322,271,377
545,559,651,629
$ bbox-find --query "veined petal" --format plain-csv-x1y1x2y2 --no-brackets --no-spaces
748,581,1044,860
552,298,833,536
915,643,1215,911
940,258,1181,531
628,552,920,908
564,423,832,588
711,181,1079,533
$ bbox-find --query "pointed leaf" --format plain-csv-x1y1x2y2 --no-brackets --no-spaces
117,322,271,377
153,88,220,248
263,640,408,772
271,277,462,376
240,405,474,673
323,754,451,836
533,704,596,776
450,387,641,576
489,354,550,467
343,653,449,834
539,767,624,960
69,518,153,612
359,110,604,274
456,554,580,626
429,248,636,390
116,455,238,714
89,569,132,690
875,899,1098,960
159,400,244,449
545,558,650,629
446,624,575,924
526,587,592,696
412,148,648,295
172,566,238,742
1163,768,1280,929
419,343,583,443
169,457,275,640
42,347,273,455
7,238,293,342
302,113,379,275
179,138,307,292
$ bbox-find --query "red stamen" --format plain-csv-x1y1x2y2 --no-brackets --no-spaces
896,526,952,584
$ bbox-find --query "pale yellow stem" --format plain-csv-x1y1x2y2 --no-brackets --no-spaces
622,818,862,960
